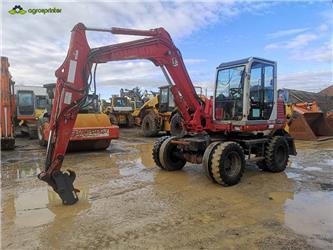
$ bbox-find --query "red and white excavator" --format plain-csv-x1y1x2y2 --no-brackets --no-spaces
38,23,296,205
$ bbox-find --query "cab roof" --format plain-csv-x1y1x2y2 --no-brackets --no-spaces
217,57,276,69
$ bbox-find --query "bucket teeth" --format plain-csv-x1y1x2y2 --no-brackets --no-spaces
38,170,79,205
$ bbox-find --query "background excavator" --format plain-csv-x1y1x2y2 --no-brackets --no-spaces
38,23,296,205
14,86,48,139
38,83,119,151
1,57,16,150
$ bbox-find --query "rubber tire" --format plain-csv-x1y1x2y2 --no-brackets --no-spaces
264,136,289,173
127,114,135,128
110,114,118,126
170,113,186,138
159,136,186,171
152,136,170,169
1,138,15,150
142,114,159,137
202,142,220,182
37,120,48,146
210,142,245,186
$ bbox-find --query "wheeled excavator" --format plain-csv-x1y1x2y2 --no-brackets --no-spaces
38,23,296,205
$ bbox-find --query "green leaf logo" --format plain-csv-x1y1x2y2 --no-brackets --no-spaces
8,9,16,15
8,5,26,15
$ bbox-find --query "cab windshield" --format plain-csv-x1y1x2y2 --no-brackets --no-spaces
115,98,127,107
215,66,245,121
36,96,48,109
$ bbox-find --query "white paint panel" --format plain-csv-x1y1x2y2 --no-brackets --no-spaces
67,60,77,83
113,107,133,112
64,91,72,105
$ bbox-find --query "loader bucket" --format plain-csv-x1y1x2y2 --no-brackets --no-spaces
289,112,333,141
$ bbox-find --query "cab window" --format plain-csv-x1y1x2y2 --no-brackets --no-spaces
249,63,274,120
215,66,244,121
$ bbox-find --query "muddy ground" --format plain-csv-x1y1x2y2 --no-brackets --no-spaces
1,128,333,249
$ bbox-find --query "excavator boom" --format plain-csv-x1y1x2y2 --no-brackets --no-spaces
38,23,204,204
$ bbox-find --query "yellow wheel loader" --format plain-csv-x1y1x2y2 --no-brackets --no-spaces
133,86,182,137
104,96,135,127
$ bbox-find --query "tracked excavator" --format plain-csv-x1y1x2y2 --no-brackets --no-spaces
38,23,296,205
1,57,16,150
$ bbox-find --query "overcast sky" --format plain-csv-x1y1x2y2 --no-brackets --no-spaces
1,0,332,98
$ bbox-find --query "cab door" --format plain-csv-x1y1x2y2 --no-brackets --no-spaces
158,86,174,113
248,62,274,120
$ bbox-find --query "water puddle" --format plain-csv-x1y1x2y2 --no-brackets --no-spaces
2,187,91,229
1,161,42,182
284,191,333,248
303,167,323,172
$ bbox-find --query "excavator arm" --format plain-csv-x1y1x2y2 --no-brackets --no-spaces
38,23,204,204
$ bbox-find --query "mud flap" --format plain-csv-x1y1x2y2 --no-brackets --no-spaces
38,170,79,205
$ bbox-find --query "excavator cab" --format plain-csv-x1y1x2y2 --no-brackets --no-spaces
16,90,35,118
158,86,175,113
214,57,276,123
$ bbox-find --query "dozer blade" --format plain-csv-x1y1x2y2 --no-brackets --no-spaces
289,112,333,141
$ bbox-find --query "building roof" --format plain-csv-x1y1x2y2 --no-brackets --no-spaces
279,88,333,112
319,85,333,96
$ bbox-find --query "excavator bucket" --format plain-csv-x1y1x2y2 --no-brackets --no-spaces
288,103,333,141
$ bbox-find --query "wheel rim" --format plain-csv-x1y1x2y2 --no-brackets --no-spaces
166,144,180,164
224,152,241,177
175,122,181,130
276,145,287,163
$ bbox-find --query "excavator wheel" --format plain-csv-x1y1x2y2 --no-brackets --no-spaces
1,138,15,150
142,113,159,137
202,142,221,182
152,136,170,169
210,141,245,186
158,136,186,171
264,136,289,173
110,114,118,126
170,113,186,138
